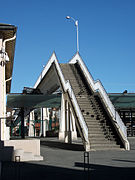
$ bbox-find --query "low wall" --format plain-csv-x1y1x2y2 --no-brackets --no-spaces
4,139,40,155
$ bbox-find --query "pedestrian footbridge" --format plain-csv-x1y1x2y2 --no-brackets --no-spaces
34,52,130,151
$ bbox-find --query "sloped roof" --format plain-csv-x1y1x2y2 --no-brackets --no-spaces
7,94,61,108
109,93,135,110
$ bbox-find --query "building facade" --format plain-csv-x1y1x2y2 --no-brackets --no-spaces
0,24,17,140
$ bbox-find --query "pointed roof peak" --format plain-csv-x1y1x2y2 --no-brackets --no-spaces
68,51,82,63
49,51,58,61
75,51,81,58
52,51,57,57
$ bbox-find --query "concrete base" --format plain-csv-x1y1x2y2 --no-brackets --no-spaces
13,149,43,162
85,141,91,152
59,131,77,142
2,139,43,162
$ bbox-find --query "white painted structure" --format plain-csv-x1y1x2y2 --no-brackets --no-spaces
29,111,35,137
34,52,130,151
40,108,49,137
59,93,77,142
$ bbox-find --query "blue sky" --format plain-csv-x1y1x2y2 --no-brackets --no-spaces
1,0,135,93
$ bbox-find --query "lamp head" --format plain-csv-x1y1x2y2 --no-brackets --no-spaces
66,16,70,19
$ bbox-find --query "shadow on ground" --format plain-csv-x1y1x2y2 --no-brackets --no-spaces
112,159,135,163
75,162,135,180
1,161,135,180
1,162,84,180
40,140,84,151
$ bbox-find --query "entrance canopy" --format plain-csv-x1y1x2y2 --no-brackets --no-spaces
7,94,61,108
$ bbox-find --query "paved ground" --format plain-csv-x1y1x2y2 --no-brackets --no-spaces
1,137,135,180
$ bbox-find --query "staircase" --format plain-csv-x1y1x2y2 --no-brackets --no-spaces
60,63,123,150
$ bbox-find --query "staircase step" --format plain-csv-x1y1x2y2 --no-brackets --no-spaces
88,127,103,131
89,133,108,137
89,136,110,141
90,139,117,144
87,124,102,127
90,144,120,150
81,112,95,116
85,120,100,123
88,131,105,135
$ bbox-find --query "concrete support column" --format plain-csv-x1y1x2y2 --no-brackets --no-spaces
59,93,66,140
40,108,43,137
65,102,72,143
43,108,49,137
40,108,48,137
21,108,25,139
28,111,35,137
70,110,77,141
59,93,77,142
0,38,9,140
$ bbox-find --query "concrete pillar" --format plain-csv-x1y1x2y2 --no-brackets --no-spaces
40,108,49,137
59,93,66,140
28,111,35,137
70,110,77,141
21,108,25,139
65,102,72,143
59,93,77,142
40,108,43,137
0,37,9,140
44,108,49,136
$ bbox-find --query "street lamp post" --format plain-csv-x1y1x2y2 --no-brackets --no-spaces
66,16,79,52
